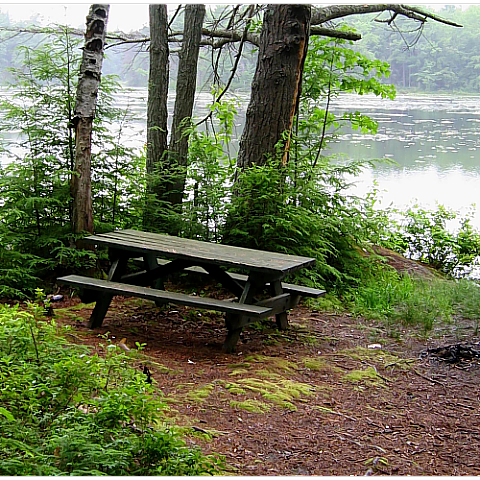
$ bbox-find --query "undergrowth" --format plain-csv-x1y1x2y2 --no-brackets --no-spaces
345,268,480,336
0,292,223,476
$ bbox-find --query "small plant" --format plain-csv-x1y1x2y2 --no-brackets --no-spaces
0,303,223,475
380,205,480,277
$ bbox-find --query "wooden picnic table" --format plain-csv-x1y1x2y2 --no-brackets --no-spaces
58,229,325,352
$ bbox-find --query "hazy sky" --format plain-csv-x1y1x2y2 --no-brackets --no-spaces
1,3,151,32
0,3,470,33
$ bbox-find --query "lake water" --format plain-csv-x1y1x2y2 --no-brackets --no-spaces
123,90,480,229
326,94,480,229
2,88,480,230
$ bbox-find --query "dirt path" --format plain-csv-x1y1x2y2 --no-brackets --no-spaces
54,296,480,476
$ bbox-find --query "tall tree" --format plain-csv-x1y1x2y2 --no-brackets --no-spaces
167,4,206,212
236,5,311,172
71,4,110,237
144,4,169,230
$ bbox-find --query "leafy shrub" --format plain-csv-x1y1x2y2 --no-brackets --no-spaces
0,28,145,298
380,205,480,277
0,296,222,475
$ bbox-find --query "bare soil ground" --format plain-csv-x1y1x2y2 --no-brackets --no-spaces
51,289,480,477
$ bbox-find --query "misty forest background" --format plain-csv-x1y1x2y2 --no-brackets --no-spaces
0,5,479,93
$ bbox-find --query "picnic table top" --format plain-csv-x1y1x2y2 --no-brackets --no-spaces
85,229,315,276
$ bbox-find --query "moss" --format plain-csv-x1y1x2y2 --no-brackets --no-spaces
243,354,267,363
343,367,379,382
342,367,386,388
230,399,271,414
269,358,299,373
223,383,247,395
281,380,314,397
232,377,315,409
263,392,294,404
186,383,215,402
278,401,297,411
256,371,283,380
163,397,182,404
340,346,401,364
242,354,299,373
227,362,251,369
228,368,250,376
302,357,342,373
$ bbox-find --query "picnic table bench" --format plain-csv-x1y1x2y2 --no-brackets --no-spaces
58,229,325,352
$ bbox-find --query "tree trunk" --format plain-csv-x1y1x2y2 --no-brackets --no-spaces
144,4,169,230
167,4,206,211
236,4,311,172
72,4,109,237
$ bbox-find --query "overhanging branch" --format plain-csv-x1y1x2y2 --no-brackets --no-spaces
310,26,361,41
311,4,462,28
0,4,461,53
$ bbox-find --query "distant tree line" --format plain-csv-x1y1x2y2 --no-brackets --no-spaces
3,5,480,94
347,5,480,93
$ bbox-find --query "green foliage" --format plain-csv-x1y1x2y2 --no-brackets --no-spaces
379,205,480,277
0,297,222,475
300,35,395,159
347,269,480,336
222,37,397,289
181,97,238,242
0,27,145,297
224,156,386,289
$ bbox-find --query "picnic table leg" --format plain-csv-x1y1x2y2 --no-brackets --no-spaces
272,280,289,330
222,280,258,353
223,314,243,353
88,254,128,329
143,253,165,307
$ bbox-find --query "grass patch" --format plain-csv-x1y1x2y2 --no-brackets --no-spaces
347,270,480,338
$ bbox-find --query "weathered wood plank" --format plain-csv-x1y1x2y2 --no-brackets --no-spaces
58,275,272,317
84,229,316,275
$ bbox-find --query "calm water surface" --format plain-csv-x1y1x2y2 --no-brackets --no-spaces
3,89,480,229
327,93,480,228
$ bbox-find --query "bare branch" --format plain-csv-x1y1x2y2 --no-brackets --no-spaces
310,26,361,41
196,5,256,127
1,4,460,53
201,27,260,47
168,4,183,30
311,4,462,28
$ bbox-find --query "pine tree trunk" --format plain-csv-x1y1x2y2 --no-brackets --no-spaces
144,4,169,230
236,4,311,172
223,5,310,247
167,4,205,211
72,4,109,237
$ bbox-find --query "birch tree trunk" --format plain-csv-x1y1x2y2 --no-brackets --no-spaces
144,4,169,230
71,4,109,237
167,4,206,211
236,4,311,172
